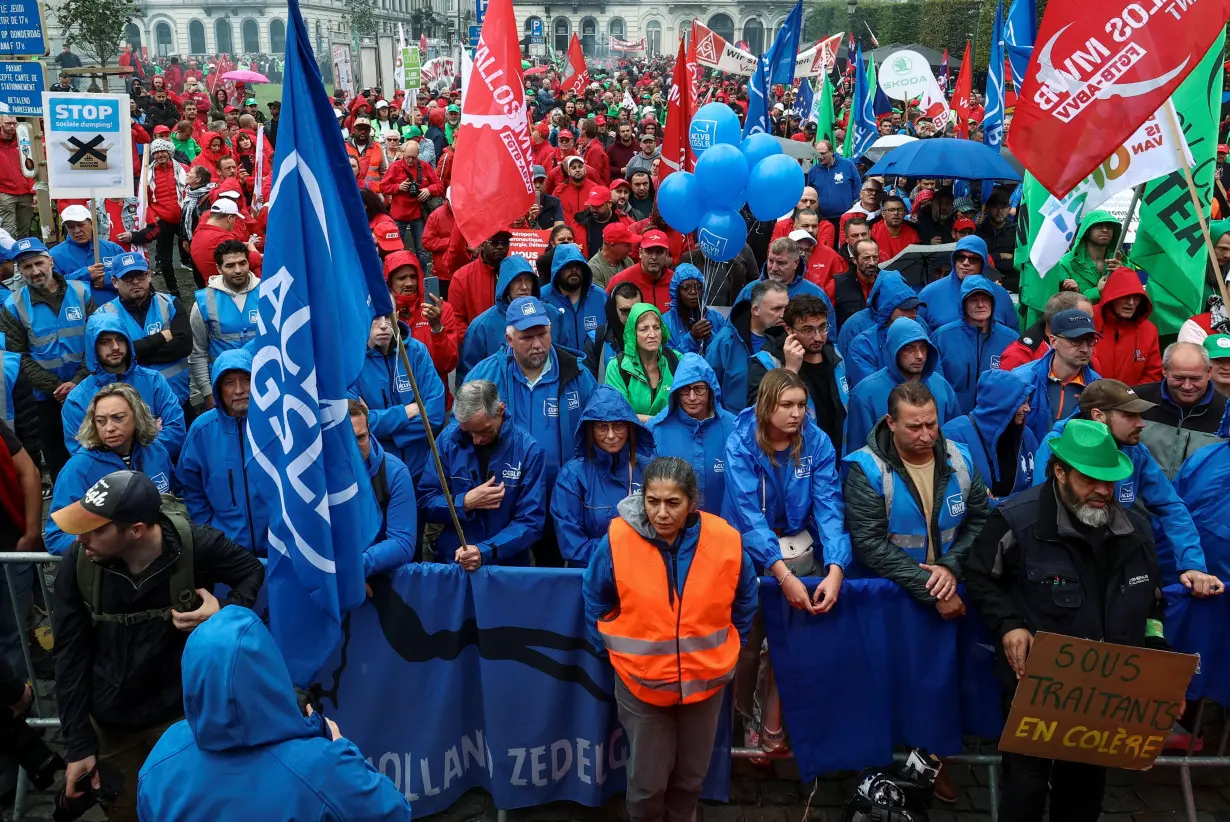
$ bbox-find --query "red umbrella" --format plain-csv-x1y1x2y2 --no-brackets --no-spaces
222,69,271,84
524,66,549,77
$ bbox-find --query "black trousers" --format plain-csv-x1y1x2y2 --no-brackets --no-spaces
998,750,1106,822
154,220,180,298
38,398,70,481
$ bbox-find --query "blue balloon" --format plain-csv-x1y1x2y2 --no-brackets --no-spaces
656,172,702,234
689,102,741,157
694,144,748,209
696,208,748,263
746,154,806,222
740,133,782,171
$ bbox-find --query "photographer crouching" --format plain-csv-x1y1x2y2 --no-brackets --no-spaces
49,470,265,821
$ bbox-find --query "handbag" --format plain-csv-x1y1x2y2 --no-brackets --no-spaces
763,476,821,576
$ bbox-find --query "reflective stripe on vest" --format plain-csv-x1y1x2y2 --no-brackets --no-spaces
97,294,190,398
0,352,18,422
849,441,972,561
598,512,741,707
196,287,257,360
13,281,88,384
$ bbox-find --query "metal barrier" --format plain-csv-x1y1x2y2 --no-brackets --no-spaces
4,552,1228,822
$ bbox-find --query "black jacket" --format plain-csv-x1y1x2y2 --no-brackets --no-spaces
965,479,1166,687
52,519,265,760
1133,380,1228,480
145,100,181,131
832,272,872,329
746,333,848,453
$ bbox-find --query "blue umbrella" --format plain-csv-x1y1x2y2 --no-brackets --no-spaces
866,138,1022,181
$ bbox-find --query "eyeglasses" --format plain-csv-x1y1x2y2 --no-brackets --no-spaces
679,384,709,397
954,253,982,264
593,421,629,435
677,281,702,293
882,207,905,215
793,322,829,336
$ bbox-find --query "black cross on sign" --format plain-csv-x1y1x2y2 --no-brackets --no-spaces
67,135,107,165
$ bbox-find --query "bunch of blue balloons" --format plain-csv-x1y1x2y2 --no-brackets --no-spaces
655,103,805,262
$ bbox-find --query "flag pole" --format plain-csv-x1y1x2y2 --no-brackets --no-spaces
1160,103,1230,308
394,329,467,549
1114,185,1142,256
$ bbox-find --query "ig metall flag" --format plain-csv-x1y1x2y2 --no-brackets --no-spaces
246,0,393,687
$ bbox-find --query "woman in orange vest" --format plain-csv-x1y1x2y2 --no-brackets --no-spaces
583,456,758,822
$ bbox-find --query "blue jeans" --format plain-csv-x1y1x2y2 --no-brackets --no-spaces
395,218,432,276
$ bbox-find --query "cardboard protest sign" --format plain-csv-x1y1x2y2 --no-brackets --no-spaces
41,93,133,198
508,228,551,263
999,632,1197,770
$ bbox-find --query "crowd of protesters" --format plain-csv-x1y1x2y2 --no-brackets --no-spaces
4,44,1230,822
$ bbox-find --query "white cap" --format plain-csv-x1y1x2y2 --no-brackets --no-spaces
216,189,241,201
564,155,585,166
789,229,817,245
60,204,92,223
210,199,240,216
374,99,389,109
773,102,785,111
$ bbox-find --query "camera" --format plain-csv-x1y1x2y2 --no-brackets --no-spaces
405,178,420,197
843,748,941,822
52,761,123,822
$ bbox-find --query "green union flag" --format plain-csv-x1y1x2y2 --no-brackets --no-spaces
1127,36,1225,335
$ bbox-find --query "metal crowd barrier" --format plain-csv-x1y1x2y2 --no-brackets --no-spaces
5,553,1229,822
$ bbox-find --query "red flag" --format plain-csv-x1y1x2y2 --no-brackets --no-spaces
420,33,428,54
661,34,696,177
560,34,590,95
952,42,972,139
450,0,534,246
1011,0,1230,197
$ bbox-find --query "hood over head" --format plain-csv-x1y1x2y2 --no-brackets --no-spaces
1074,208,1122,254
183,605,320,752
669,264,704,315
496,255,540,305
84,313,135,376
549,243,594,293
884,317,940,383
622,302,670,357
959,273,998,312
950,234,991,274
574,384,655,460
869,270,919,328
210,347,253,410
967,368,1033,453
428,108,446,128
1096,267,1152,324
664,352,722,415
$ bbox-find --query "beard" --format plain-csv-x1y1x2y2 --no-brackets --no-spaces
1057,476,1113,528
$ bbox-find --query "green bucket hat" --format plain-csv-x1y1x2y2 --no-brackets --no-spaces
401,125,423,138
1049,419,1133,483
1204,333,1230,360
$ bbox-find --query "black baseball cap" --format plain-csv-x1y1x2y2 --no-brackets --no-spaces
1049,308,1100,340
51,470,161,534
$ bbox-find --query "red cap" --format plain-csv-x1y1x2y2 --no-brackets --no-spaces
640,229,670,250
610,178,631,191
953,216,976,232
586,186,612,207
152,125,171,136
595,114,607,125
382,250,420,280
558,129,574,140
1220,144,1230,154
224,105,238,113
536,122,550,137
603,223,642,245
372,215,404,252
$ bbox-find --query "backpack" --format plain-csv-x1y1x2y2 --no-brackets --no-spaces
76,494,199,626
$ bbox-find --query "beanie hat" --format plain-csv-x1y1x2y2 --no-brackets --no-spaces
150,138,175,155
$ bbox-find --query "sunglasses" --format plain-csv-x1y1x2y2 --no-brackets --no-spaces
954,253,982,264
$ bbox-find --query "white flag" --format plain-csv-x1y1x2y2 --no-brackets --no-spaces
1030,100,1192,276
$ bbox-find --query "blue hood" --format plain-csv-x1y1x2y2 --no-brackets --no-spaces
182,606,318,752
951,235,989,271
496,256,540,306
574,384,655,459
968,368,1033,449
884,318,940,382
669,263,704,309
869,270,918,328
209,348,253,410
666,351,722,409
959,273,996,302
84,312,135,376
549,243,593,290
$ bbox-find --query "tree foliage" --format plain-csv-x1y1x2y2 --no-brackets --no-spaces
52,0,139,67
344,0,378,40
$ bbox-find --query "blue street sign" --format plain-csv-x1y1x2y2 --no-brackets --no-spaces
0,60,45,115
530,18,543,37
468,24,481,48
0,0,48,57
475,0,488,24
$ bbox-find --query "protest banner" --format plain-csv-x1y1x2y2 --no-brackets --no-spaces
508,228,551,262
560,34,589,95
1131,36,1225,335
999,633,1197,770
878,49,949,131
41,92,133,199
332,45,354,97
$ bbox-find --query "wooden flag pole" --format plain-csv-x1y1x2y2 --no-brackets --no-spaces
1161,102,1230,308
91,198,101,266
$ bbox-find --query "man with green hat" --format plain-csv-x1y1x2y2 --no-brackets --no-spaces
1205,333,1230,397
967,417,1172,822
243,97,265,124
444,104,461,146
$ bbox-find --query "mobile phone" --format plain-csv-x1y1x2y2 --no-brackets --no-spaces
424,276,440,301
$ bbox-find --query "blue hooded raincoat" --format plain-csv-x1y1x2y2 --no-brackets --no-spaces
931,275,1020,414
1011,349,1101,446
663,264,728,357
457,256,563,383
845,319,961,455
551,386,656,566
918,236,1020,331
649,353,738,514
539,243,608,353
1174,410,1230,580
844,271,929,387
137,606,412,822
62,312,186,459
941,368,1038,506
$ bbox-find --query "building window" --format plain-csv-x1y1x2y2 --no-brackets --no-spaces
608,17,625,39
743,18,764,55
270,19,286,53
154,22,174,56
124,22,143,50
188,20,207,54
242,18,260,53
580,17,597,56
553,17,570,54
706,13,734,44
645,20,661,56
215,19,234,55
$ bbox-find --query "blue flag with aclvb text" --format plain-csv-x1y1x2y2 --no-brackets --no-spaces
246,0,396,687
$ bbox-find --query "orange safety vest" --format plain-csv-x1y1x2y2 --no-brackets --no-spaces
598,512,742,707
346,141,386,191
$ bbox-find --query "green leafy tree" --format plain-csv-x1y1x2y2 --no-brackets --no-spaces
52,0,139,67
344,0,378,40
